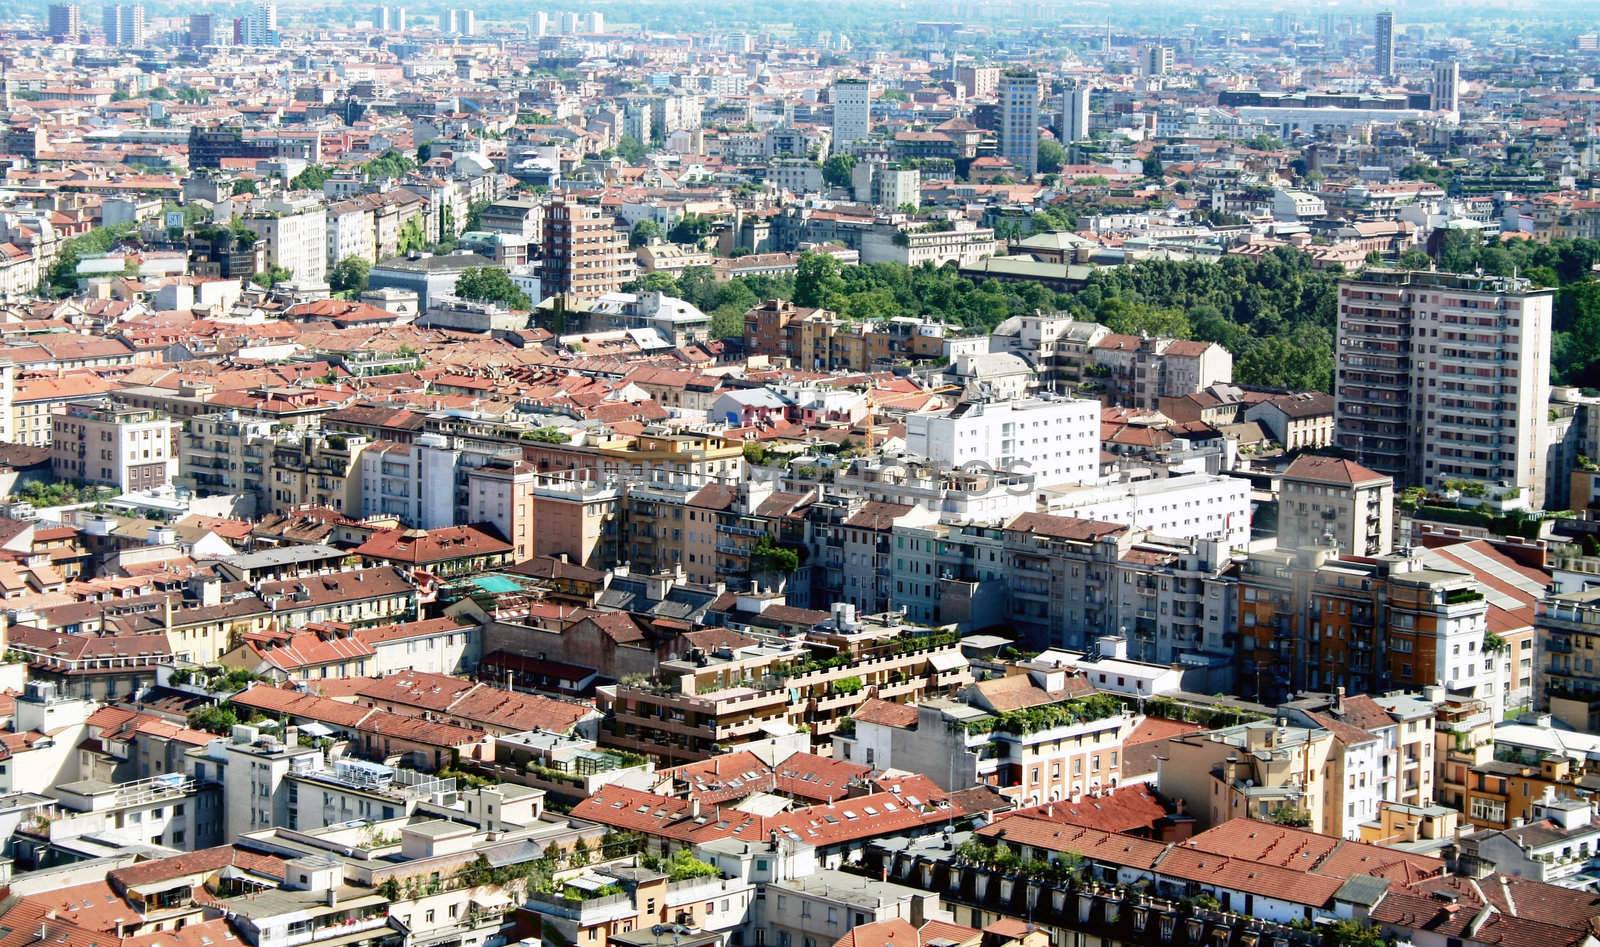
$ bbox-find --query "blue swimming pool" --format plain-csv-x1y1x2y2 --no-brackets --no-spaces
473,574,522,594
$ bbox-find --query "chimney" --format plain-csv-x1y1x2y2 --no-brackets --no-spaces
690,797,701,819
1335,686,1346,714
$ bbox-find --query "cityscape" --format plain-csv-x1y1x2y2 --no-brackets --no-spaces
0,5,1594,947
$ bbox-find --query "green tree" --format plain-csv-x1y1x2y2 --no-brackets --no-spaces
614,135,648,164
251,266,293,288
1236,327,1335,392
630,220,663,248
668,214,713,245
1099,298,1191,338
231,179,258,196
1141,154,1164,179
397,217,427,255
41,223,136,297
822,153,857,189
364,149,417,179
710,303,746,340
794,253,844,308
1037,138,1066,174
291,165,333,191
1321,920,1386,947
454,266,532,309
330,256,371,295
750,534,800,577
187,704,240,734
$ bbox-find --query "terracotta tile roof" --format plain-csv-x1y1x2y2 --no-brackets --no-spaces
1004,514,1127,542
355,524,512,565
1004,783,1169,835
1282,454,1390,487
977,817,1170,870
853,697,920,729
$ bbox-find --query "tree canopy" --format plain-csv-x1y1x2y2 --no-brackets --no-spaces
455,267,532,309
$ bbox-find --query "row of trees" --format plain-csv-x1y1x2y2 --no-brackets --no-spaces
625,247,1343,393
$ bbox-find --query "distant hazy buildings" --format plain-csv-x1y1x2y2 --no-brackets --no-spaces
1433,60,1460,112
239,1,278,45
1059,81,1090,142
1375,11,1395,78
103,4,144,46
999,70,1040,178
47,3,79,40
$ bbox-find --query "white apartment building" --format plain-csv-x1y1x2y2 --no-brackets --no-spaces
1335,270,1554,505
243,198,328,283
831,78,871,145
52,399,180,493
1041,473,1252,550
905,396,1100,489
326,199,377,267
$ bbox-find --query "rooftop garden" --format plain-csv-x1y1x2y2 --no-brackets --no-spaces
963,693,1126,736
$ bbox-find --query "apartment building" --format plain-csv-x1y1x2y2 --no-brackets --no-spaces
600,610,970,765
831,77,871,145
1535,588,1600,731
1276,454,1394,556
51,399,179,492
11,371,115,447
1088,336,1234,412
998,71,1040,177
1041,473,1252,550
996,515,1235,662
1334,270,1553,505
905,396,1099,489
180,409,276,504
266,430,368,513
242,198,329,283
1160,720,1343,835
543,195,635,302
1236,546,1495,707
838,696,1139,806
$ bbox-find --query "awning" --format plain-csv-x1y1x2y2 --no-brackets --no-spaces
469,892,513,910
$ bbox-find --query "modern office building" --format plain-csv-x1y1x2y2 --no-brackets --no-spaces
1060,80,1091,141
998,70,1041,177
187,12,220,45
1433,60,1460,112
239,1,277,45
47,3,79,39
1334,270,1554,506
831,77,871,146
1375,11,1395,78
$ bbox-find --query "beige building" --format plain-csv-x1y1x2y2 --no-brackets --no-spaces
51,399,179,492
544,195,635,302
528,477,620,570
465,458,537,564
1159,720,1338,835
1277,454,1394,557
265,430,368,513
